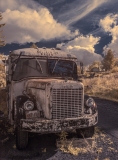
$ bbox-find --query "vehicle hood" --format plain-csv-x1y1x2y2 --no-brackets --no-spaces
24,78,83,119
25,78,63,89
25,78,83,89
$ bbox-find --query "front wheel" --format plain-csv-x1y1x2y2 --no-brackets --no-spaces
16,126,28,150
76,126,94,138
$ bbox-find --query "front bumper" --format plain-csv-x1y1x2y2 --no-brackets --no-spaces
21,112,98,133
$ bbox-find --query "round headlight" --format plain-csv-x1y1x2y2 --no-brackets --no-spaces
24,101,34,111
86,98,95,108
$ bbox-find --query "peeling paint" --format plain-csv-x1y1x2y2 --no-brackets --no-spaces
25,79,84,120
7,48,98,135
21,113,98,133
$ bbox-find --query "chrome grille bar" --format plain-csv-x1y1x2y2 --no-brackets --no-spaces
52,88,83,119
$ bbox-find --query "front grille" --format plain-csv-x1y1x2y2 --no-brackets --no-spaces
51,88,83,119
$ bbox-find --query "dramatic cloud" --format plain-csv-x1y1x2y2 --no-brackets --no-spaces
57,35,102,66
57,0,108,26
100,14,118,57
1,0,79,44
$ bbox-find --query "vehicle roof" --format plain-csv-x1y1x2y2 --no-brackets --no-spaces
10,48,77,59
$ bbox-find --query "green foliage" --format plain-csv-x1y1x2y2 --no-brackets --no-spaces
102,49,115,71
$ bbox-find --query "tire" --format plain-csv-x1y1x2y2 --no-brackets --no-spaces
16,126,28,150
76,126,94,138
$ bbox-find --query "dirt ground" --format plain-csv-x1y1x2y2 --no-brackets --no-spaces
0,88,7,115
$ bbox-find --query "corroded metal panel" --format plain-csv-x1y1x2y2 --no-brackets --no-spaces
21,113,98,133
25,79,84,120
9,48,77,59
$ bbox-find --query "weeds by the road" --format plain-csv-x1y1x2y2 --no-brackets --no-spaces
57,127,118,159
0,117,13,143
0,118,118,159
57,131,88,156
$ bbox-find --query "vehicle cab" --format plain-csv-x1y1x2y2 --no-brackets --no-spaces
6,47,98,150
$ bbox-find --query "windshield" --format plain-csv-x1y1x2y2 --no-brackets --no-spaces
12,58,77,81
48,59,77,77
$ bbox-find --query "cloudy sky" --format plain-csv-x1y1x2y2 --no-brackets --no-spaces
0,0,118,65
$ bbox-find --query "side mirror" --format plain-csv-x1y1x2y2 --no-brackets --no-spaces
2,58,8,75
78,78,83,82
11,63,17,79
12,63,16,72
11,61,17,71
2,60,5,64
2,59,8,65
80,62,84,74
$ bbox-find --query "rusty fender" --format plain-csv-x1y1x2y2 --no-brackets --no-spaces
21,112,98,133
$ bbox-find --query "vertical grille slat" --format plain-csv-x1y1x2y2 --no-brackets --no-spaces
52,88,83,119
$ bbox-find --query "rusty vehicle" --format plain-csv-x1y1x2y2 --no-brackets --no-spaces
6,47,98,150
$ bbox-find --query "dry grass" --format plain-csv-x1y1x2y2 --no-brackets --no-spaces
0,89,7,115
0,72,6,87
57,127,118,158
83,72,118,102
0,56,6,87
57,131,89,156
0,55,7,114
111,66,118,73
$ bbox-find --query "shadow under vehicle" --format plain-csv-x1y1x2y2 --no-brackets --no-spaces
5,47,98,150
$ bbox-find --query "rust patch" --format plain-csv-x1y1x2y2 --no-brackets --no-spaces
21,114,98,133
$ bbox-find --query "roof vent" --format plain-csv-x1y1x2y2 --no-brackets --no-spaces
37,47,40,53
51,48,55,50
20,51,25,55
42,47,46,49
56,48,61,50
67,54,71,57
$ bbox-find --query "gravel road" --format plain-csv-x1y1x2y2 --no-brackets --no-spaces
0,97,118,160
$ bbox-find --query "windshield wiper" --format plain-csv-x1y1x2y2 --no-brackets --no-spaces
12,51,24,77
52,59,59,73
13,51,24,64
35,57,43,73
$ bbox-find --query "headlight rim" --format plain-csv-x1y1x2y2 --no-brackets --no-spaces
85,97,96,108
24,100,34,111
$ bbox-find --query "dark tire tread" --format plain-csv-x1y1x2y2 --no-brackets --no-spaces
16,126,28,150
76,126,94,138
